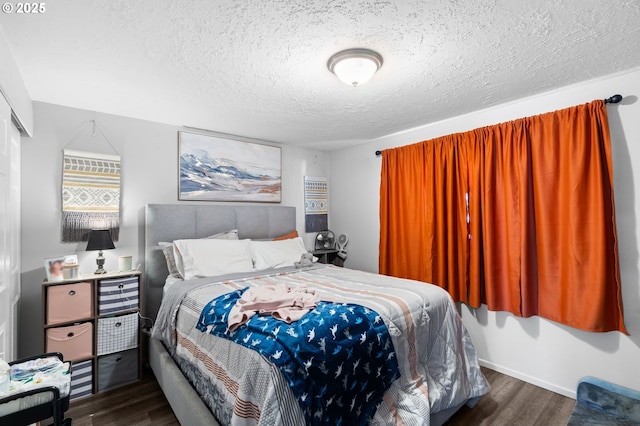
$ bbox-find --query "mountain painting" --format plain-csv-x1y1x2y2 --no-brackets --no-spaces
178,131,281,202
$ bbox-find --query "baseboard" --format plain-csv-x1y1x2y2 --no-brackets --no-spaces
478,358,576,399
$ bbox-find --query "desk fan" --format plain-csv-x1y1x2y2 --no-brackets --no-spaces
314,230,335,250
337,234,348,259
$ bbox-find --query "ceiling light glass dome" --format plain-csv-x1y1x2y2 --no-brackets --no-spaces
328,48,383,87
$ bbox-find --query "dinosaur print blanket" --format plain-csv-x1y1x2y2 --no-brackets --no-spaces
196,287,400,425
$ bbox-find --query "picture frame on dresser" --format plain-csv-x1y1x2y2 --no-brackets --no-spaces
42,270,142,401
43,255,78,282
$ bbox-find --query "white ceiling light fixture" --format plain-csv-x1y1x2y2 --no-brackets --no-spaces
328,48,383,87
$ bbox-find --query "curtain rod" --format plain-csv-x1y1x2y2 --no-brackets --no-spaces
374,94,623,156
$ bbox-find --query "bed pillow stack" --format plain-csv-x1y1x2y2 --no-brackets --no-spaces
159,230,312,280
250,236,308,270
159,229,239,278
173,238,253,280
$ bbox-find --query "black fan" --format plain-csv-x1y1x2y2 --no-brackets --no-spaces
314,230,336,250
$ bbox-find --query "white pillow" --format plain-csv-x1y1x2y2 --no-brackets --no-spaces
161,229,239,278
173,239,253,280
250,237,309,270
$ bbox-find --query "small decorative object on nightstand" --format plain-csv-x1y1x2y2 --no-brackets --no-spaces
86,229,115,274
336,234,348,260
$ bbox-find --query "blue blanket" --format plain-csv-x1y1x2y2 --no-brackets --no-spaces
196,287,400,425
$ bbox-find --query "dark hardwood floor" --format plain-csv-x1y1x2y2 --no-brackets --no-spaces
66,371,178,426
446,367,574,425
66,367,574,425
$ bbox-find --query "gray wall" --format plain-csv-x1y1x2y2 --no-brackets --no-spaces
20,101,328,358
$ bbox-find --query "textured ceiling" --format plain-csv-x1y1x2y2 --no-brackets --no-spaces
1,1,640,149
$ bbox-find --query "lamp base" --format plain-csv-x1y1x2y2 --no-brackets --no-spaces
94,250,107,274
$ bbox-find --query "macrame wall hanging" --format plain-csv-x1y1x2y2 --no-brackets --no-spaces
61,120,121,242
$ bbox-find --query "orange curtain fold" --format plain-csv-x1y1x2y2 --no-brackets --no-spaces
379,100,627,334
380,137,469,302
380,143,429,281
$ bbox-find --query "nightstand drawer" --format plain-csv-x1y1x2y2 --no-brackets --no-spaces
97,349,138,392
97,313,138,356
98,276,139,315
46,322,93,362
70,359,93,400
46,282,93,324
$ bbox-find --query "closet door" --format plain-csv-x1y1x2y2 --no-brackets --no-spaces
0,94,20,362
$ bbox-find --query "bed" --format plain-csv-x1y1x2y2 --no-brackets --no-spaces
145,204,489,425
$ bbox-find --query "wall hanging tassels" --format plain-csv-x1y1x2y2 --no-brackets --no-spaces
61,120,121,242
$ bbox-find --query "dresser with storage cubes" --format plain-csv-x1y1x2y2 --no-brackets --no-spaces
42,270,142,400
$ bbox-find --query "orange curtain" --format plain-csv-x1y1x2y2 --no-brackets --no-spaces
380,137,470,302
379,100,627,333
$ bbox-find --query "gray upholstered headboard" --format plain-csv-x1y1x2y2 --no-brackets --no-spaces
144,204,296,319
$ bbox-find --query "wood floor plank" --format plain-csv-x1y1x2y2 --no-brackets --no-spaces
65,367,574,425
447,367,575,426
535,390,576,426
67,371,179,426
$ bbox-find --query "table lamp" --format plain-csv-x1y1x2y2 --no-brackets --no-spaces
86,229,115,274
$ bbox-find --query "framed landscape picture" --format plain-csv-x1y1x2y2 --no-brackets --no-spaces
178,131,282,202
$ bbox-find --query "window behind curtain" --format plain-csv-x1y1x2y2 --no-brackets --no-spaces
379,100,627,334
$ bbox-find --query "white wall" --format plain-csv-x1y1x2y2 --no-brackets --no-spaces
329,67,640,398
0,29,32,135
19,101,328,358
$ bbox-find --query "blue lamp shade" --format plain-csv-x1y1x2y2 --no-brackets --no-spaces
86,229,115,274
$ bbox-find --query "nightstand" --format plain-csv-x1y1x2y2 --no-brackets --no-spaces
42,270,142,400
313,249,344,267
